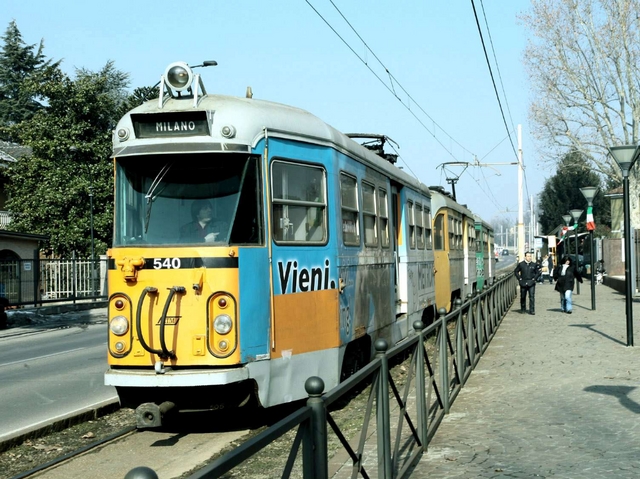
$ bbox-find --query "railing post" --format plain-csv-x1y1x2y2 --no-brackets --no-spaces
375,338,392,479
467,296,476,366
71,252,77,304
305,376,327,479
33,250,40,308
100,255,108,297
438,307,450,414
476,289,485,353
413,320,428,449
458,297,470,384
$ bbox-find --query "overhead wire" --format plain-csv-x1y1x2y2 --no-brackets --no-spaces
470,0,519,162
479,0,519,144
307,0,528,217
304,0,476,164
471,0,531,217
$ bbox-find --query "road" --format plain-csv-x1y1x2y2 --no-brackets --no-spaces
0,318,117,441
495,253,517,272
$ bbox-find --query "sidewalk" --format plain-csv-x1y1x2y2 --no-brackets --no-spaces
408,280,640,478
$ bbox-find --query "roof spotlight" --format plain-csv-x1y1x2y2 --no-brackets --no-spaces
164,61,193,91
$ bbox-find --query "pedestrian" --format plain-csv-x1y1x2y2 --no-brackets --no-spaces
552,255,583,314
536,257,544,283
540,254,552,284
514,251,541,315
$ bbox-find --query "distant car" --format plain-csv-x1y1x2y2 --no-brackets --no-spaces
502,249,510,256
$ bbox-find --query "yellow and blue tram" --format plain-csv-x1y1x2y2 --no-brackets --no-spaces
104,62,447,426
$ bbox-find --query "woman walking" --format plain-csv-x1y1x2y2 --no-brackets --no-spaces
553,255,583,314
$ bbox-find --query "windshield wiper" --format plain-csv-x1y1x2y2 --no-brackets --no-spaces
144,162,173,233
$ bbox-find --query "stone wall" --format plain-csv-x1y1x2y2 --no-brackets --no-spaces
0,238,38,260
602,238,623,276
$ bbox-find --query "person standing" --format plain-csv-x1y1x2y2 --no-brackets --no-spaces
540,254,552,284
514,251,541,315
553,255,582,314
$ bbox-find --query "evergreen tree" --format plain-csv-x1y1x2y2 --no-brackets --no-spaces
538,151,610,236
0,21,59,135
4,61,130,257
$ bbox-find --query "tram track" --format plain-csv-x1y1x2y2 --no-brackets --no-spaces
0,401,291,479
7,426,138,479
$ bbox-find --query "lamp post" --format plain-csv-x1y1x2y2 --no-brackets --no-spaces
580,186,599,311
562,214,572,259
569,209,583,295
608,145,639,347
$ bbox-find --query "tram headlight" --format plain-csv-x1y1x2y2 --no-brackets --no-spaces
213,314,233,335
116,128,130,142
164,61,193,91
110,315,129,336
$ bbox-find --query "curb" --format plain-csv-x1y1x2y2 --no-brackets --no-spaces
0,398,121,454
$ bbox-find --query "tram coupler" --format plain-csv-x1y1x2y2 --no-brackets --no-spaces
135,401,175,428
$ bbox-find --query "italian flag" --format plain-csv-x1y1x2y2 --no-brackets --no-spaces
586,206,596,231
560,224,576,242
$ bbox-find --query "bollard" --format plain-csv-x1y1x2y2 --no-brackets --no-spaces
124,466,158,479
305,376,327,479
374,338,391,479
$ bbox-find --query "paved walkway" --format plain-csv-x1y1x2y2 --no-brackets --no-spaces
408,280,640,478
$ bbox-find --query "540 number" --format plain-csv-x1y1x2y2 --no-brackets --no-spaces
153,258,182,269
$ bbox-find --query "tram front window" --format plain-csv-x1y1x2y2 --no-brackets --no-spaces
114,154,263,246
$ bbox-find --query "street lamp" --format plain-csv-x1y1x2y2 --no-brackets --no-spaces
562,214,572,259
580,186,599,311
608,145,640,347
570,209,583,295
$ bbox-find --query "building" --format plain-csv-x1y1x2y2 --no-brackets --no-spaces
0,141,48,260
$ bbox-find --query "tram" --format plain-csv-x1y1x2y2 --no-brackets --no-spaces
104,62,440,426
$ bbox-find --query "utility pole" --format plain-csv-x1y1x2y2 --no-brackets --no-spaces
530,195,535,254
517,125,525,259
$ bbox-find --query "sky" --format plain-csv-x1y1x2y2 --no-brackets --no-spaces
2,0,548,229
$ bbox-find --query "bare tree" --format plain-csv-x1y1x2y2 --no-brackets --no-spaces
521,0,640,222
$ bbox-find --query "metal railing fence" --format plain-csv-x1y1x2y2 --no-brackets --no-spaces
0,255,107,307
129,273,517,479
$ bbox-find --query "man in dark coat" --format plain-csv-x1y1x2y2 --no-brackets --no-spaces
514,251,541,315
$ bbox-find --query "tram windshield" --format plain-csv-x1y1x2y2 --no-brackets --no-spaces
113,154,263,246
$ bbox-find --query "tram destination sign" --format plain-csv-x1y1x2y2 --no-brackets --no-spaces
131,112,210,139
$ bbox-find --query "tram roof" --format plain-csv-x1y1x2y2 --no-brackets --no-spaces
113,93,430,197
429,187,474,218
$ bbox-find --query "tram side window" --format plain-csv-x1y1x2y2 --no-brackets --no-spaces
416,204,424,249
434,213,444,250
363,182,378,247
230,158,263,244
424,210,432,249
340,173,360,246
272,161,327,244
407,201,415,249
468,222,476,253
448,217,455,250
379,188,390,248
